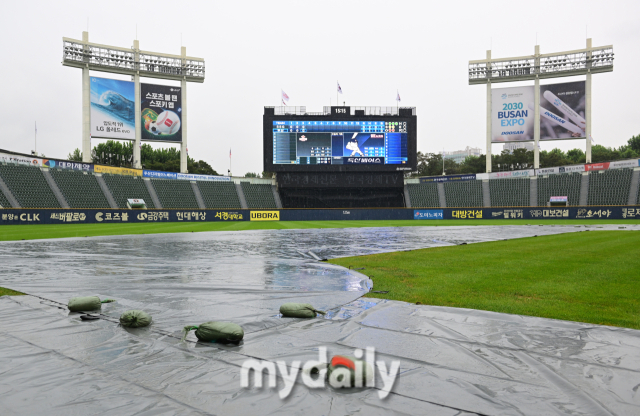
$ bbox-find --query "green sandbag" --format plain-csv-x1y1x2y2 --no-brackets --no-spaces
182,321,244,344
68,296,115,312
279,303,326,318
119,310,152,328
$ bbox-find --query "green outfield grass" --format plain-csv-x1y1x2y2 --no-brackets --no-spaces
330,231,640,329
0,287,25,296
0,219,638,242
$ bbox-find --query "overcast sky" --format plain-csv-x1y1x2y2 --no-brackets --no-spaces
2,1,639,175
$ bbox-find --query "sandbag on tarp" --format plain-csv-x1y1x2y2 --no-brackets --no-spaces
326,355,374,388
67,296,115,312
279,303,326,318
119,310,152,328
182,322,244,344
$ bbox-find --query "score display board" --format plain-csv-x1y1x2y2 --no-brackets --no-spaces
264,115,416,172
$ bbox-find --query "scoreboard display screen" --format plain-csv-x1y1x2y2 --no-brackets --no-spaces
264,111,416,172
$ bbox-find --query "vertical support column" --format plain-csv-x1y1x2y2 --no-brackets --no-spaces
180,46,188,174
534,44,540,169
82,31,91,163
485,50,492,173
133,39,142,169
585,38,592,163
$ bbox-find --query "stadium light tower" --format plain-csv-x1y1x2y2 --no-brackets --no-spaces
469,39,613,172
62,32,205,173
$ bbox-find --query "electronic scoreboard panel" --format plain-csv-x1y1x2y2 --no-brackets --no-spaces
264,109,416,172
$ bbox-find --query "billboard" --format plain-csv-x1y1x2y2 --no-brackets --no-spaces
141,84,182,142
539,81,586,140
90,77,135,140
492,81,587,143
491,86,535,142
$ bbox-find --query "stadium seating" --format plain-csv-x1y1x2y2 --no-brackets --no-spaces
0,187,11,208
406,183,439,207
151,178,199,209
587,169,633,206
490,178,530,207
0,165,61,208
241,182,277,209
537,173,581,206
443,181,483,207
197,181,242,209
50,169,110,208
102,174,156,209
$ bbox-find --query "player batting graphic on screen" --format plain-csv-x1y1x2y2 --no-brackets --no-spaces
346,133,364,157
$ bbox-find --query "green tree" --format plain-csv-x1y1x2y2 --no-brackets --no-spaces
68,148,82,161
566,148,585,164
627,134,640,154
244,172,258,178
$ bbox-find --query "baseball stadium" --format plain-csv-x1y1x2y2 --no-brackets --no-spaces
1,9,640,416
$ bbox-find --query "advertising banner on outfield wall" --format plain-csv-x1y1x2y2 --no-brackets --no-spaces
141,84,182,143
3,207,640,225
558,165,585,173
488,169,534,179
492,86,535,142
90,77,135,140
539,81,586,141
143,170,177,180
42,159,93,172
95,165,142,176
419,174,476,183
177,173,230,182
0,152,41,166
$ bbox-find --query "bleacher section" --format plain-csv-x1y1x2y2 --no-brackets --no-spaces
406,183,439,207
443,181,483,207
587,169,633,206
0,165,61,208
50,169,109,208
102,174,156,209
241,182,277,209
0,187,11,208
490,178,530,207
197,181,242,209
537,173,581,206
151,179,199,209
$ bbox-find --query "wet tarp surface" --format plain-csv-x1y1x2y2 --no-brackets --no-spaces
0,224,639,415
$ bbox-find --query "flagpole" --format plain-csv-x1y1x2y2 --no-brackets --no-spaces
34,121,37,154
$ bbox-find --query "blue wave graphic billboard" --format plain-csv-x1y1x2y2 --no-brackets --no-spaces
90,77,135,140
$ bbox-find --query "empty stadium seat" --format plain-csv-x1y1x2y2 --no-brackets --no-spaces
443,181,483,207
102,174,156,209
0,165,61,208
406,183,439,207
0,187,11,208
537,173,581,206
240,182,277,209
151,178,199,209
197,181,242,209
50,169,110,208
587,169,633,206
490,178,530,207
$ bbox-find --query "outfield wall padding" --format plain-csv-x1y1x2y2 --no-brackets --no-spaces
1,206,639,225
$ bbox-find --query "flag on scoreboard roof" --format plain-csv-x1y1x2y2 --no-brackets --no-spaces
229,148,231,158
337,81,342,94
396,91,401,102
281,89,289,103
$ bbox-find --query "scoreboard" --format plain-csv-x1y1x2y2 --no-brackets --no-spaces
264,108,416,173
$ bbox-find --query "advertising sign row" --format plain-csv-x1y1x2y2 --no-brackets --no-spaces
90,77,182,143
492,81,586,142
0,152,93,171
3,207,639,225
142,170,230,182
419,174,476,183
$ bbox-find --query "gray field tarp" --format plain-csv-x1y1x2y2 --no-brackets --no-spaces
1,224,639,415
